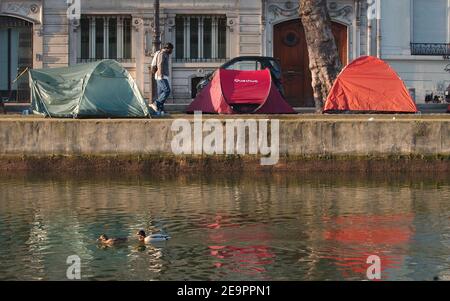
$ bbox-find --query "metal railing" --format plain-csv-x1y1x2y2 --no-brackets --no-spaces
173,58,229,63
77,58,136,64
410,43,450,56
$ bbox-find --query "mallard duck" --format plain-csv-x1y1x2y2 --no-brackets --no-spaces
97,234,128,245
136,230,171,243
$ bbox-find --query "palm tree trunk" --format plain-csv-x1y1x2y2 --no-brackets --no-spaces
299,0,342,112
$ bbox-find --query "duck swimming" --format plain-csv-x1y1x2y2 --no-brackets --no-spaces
136,230,171,243
97,234,128,246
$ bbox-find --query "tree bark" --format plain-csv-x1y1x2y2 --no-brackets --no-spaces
299,0,342,112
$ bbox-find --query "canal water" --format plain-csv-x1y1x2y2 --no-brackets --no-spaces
0,172,449,281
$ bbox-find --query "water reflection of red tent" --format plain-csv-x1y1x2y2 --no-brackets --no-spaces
322,214,414,279
187,69,295,114
324,56,418,113
205,216,275,276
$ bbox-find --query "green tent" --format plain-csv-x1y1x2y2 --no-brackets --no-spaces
29,60,149,118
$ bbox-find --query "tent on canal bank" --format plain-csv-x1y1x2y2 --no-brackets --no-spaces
29,60,149,118
186,69,295,114
324,56,418,114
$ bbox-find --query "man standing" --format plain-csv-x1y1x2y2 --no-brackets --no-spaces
150,42,174,116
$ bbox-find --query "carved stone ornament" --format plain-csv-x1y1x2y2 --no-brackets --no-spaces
268,1,353,23
132,18,143,31
1,1,42,23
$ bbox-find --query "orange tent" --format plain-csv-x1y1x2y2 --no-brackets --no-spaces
324,56,418,113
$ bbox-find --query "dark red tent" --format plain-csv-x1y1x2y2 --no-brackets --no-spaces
187,69,295,114
324,56,418,113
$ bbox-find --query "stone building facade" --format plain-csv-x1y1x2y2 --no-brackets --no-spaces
0,0,449,106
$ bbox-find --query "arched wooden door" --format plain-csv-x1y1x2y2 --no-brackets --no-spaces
274,19,348,107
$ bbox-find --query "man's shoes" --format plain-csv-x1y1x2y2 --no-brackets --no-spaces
149,102,158,113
